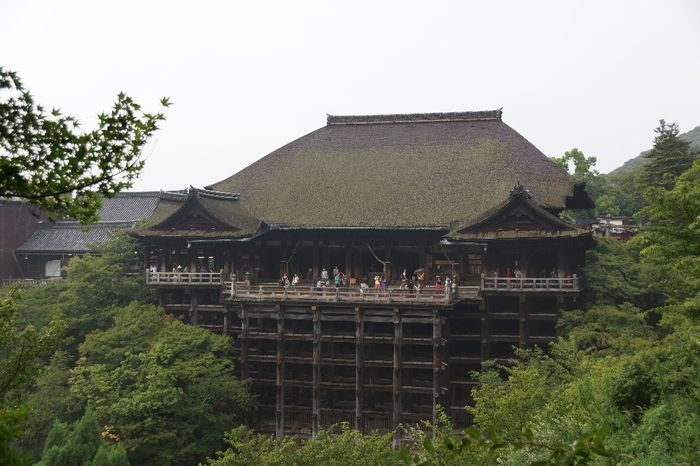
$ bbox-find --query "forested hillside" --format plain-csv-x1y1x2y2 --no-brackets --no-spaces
1,121,699,465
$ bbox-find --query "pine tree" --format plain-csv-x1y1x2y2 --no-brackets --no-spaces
640,120,698,190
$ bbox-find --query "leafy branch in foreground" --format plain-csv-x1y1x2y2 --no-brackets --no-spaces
0,67,171,222
397,426,612,466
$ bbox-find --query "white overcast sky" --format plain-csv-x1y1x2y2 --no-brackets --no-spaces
2,0,699,191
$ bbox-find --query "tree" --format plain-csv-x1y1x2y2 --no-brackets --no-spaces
37,410,130,466
0,68,170,223
550,148,599,183
0,289,64,465
70,303,253,466
639,120,698,191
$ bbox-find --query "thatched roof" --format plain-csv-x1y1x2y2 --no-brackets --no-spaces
209,110,590,229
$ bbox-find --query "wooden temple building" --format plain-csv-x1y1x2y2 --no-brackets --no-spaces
131,110,593,437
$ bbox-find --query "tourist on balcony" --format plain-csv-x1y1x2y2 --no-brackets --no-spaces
333,266,339,278
435,277,443,290
321,268,329,285
334,272,342,288
380,276,387,289
514,266,522,278
374,275,381,289
292,273,300,287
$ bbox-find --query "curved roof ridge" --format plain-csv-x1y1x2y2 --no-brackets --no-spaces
327,109,502,126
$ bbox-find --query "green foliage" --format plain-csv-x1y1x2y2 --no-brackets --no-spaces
636,160,700,302
0,289,64,465
549,148,598,182
38,410,130,466
206,424,400,466
71,303,252,466
639,120,698,191
582,238,653,307
0,68,170,223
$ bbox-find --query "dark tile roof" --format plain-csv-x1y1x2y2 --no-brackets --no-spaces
16,192,167,253
16,222,133,253
209,110,586,228
97,192,162,222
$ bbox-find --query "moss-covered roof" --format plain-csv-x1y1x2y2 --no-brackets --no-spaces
132,188,264,239
209,110,585,228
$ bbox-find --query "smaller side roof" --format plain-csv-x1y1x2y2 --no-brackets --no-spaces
16,222,134,254
448,183,591,240
131,187,264,239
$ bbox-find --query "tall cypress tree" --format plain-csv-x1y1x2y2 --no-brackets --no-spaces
640,120,698,190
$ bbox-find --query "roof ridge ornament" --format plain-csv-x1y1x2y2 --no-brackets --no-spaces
510,181,531,199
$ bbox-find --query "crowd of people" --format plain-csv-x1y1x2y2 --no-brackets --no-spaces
277,266,456,293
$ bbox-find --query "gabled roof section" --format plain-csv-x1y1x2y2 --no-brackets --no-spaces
448,183,591,240
132,187,263,239
15,191,168,254
209,109,590,228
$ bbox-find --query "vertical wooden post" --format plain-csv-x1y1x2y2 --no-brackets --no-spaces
275,305,285,439
384,242,392,282
480,300,488,360
240,304,249,379
223,308,229,335
190,293,198,326
312,241,320,282
355,306,364,432
312,305,321,437
432,309,441,434
392,307,402,445
519,295,527,346
344,245,352,279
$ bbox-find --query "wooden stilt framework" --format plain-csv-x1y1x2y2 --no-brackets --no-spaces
432,308,441,433
312,305,321,437
392,307,402,445
275,304,285,439
240,304,249,379
355,306,364,432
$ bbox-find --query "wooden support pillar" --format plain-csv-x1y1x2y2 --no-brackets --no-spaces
432,309,441,433
345,245,352,278
223,308,229,335
275,305,285,439
312,305,321,437
312,241,320,282
190,293,198,326
240,304,249,379
519,295,527,346
384,243,392,281
355,306,364,432
392,307,402,445
480,300,488,359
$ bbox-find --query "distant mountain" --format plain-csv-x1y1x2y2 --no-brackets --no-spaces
608,125,700,177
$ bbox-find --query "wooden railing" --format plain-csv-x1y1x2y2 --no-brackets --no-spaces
145,271,223,285
230,283,458,304
0,278,59,288
481,275,579,291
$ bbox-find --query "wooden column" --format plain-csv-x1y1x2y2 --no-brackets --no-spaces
275,305,285,439
312,241,320,282
190,293,198,326
355,306,364,432
345,245,352,278
312,305,321,437
480,300,488,360
392,307,402,444
223,308,229,335
432,309,442,432
240,304,249,379
519,295,528,346
384,242,392,281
